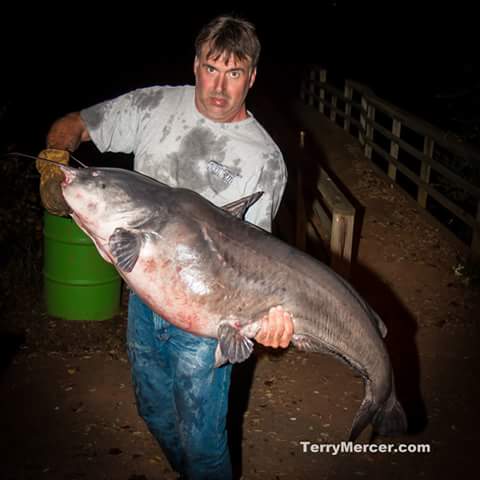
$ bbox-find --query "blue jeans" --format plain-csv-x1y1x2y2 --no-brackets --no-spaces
127,292,233,480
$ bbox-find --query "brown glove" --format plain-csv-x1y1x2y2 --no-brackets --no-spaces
36,149,71,216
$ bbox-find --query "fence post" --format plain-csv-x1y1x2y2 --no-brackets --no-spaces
344,83,353,132
319,69,327,114
388,118,402,181
359,96,367,147
330,94,337,123
364,104,376,160
308,69,316,108
330,212,355,279
296,131,307,251
417,136,434,208
471,201,480,263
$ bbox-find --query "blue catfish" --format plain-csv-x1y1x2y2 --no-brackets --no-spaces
59,165,407,441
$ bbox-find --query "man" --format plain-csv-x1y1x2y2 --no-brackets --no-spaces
38,15,293,480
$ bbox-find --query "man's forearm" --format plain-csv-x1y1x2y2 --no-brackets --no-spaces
47,112,91,151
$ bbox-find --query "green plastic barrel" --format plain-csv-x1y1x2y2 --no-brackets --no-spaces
43,211,121,320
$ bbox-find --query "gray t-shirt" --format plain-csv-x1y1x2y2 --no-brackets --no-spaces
80,85,287,231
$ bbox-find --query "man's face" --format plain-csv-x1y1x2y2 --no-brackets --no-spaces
194,44,257,123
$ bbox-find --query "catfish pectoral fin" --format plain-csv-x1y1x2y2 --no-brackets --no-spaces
108,227,143,272
217,322,254,365
214,344,228,368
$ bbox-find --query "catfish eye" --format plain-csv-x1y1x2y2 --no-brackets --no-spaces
101,183,106,189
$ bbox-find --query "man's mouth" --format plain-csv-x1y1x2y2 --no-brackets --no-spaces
209,96,228,107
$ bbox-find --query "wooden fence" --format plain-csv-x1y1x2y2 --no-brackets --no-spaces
300,65,480,261
296,131,355,279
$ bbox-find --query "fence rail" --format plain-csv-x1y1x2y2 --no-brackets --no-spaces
296,132,355,278
300,65,480,260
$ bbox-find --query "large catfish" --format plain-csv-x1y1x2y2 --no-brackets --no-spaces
58,165,407,441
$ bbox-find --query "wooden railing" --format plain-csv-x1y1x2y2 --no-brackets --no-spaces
296,131,355,279
300,65,480,261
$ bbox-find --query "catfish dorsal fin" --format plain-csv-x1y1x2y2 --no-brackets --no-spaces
221,191,263,219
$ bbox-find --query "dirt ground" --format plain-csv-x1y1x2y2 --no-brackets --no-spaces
1,77,479,480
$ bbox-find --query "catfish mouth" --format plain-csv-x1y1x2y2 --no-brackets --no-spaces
60,167,77,187
58,168,76,214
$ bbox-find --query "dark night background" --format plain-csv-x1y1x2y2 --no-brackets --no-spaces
1,2,478,154
1,5,479,479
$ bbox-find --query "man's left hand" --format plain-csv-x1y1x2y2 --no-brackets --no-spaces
255,306,294,348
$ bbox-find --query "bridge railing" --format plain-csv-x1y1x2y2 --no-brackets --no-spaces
296,131,355,279
300,65,480,261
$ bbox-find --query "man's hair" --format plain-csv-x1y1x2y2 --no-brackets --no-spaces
195,15,261,68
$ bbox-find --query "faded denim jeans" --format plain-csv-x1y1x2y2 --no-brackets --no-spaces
127,292,233,480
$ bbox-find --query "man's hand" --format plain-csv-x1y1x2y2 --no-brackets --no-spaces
255,306,294,348
36,149,71,216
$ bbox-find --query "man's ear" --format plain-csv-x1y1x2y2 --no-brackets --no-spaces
193,56,199,76
249,67,257,88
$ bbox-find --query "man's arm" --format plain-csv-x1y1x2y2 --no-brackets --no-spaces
46,112,91,151
36,112,91,216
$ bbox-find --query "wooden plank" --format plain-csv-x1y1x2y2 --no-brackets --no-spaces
359,96,367,146
330,95,337,123
306,221,320,243
343,213,355,264
310,66,480,165
345,79,374,96
302,65,479,257
418,136,434,208
296,130,307,250
366,93,480,162
344,84,353,132
330,212,354,279
369,141,476,227
311,198,333,240
366,118,423,160
330,213,346,268
317,169,355,216
319,69,327,114
388,118,401,181
364,104,375,160
318,99,346,118
365,117,480,198
309,79,346,100
304,89,348,119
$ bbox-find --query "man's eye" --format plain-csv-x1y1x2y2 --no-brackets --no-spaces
229,71,240,79
206,66,216,73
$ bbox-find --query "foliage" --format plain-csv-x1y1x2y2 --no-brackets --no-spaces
0,155,44,315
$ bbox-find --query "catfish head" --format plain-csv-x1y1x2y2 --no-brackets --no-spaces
60,166,170,243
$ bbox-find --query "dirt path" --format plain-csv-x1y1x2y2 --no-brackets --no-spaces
1,313,478,480
1,82,479,480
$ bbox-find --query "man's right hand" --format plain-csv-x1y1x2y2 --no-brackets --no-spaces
36,149,71,217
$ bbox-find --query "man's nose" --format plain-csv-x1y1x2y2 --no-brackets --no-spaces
214,73,226,93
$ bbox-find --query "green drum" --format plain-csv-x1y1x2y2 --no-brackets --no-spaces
43,211,121,320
